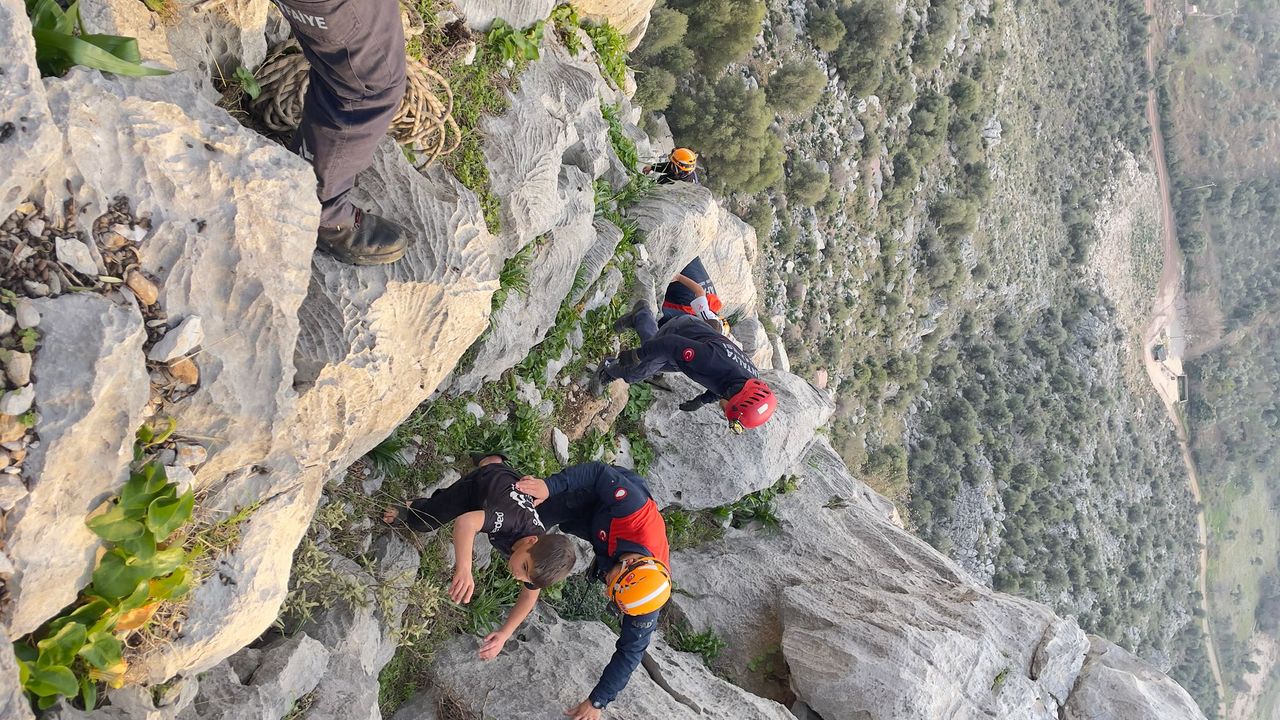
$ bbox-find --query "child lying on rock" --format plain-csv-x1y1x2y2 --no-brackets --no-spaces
383,454,576,659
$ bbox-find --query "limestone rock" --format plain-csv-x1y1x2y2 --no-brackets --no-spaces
0,385,34,416
40,69,317,492
3,293,148,637
427,608,793,719
480,40,611,252
575,0,658,50
4,351,32,387
1033,617,1092,705
55,236,99,276
126,269,160,306
176,634,331,720
666,437,903,699
290,535,419,720
732,316,773,370
1064,636,1208,720
454,0,556,33
79,0,279,101
14,298,39,329
0,634,34,720
625,183,758,319
642,370,833,509
770,333,791,373
0,311,13,336
0,0,61,222
552,427,570,464
148,315,205,362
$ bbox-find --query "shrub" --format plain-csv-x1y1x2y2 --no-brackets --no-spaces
668,76,784,194
788,158,831,207
765,59,828,116
912,0,959,74
634,66,677,111
667,0,766,69
808,7,847,52
633,2,689,62
830,0,900,96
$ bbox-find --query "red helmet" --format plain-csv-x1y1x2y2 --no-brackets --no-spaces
724,379,776,431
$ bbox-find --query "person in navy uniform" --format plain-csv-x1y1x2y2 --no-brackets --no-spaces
516,463,672,719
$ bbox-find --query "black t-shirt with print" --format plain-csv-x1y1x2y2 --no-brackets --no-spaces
472,463,547,556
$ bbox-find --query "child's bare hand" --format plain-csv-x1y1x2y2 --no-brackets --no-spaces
382,506,402,525
450,568,475,604
478,630,510,660
516,476,549,505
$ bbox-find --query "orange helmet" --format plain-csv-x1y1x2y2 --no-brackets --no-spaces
724,378,776,432
670,147,697,171
607,556,671,616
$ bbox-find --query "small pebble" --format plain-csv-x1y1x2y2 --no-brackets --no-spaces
156,448,177,466
0,419,23,444
176,443,207,467
0,311,14,336
101,231,130,250
0,385,34,416
13,202,36,216
55,236,99,276
167,357,199,385
22,281,49,298
4,352,31,387
0,450,9,471
2,467,21,475
46,273,61,296
147,315,204,362
126,270,160,306
14,300,38,330
1,441,23,452
23,219,45,237
7,447,24,464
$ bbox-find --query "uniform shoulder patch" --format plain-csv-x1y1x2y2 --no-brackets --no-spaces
681,348,695,362
614,487,628,500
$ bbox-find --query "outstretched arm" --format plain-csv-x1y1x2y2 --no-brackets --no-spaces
583,611,660,711
672,273,707,298
479,585,539,660
449,511,486,604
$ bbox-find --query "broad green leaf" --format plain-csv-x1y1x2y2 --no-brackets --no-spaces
121,466,170,515
91,549,151,599
234,66,261,99
114,602,159,632
86,503,145,541
67,597,117,635
150,417,177,446
35,622,85,669
81,675,98,711
119,528,157,561
31,28,171,77
25,0,64,32
13,642,37,663
118,578,153,612
149,566,191,601
136,423,154,445
146,489,193,540
78,631,123,671
136,546,186,578
81,33,142,63
16,658,30,686
38,694,60,709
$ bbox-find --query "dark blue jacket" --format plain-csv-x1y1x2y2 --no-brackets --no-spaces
609,314,759,407
538,463,670,707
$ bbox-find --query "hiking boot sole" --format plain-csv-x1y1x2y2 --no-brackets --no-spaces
317,240,408,266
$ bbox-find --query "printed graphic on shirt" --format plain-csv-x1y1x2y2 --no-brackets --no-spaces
475,465,546,555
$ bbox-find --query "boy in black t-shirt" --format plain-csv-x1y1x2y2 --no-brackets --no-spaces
383,455,576,659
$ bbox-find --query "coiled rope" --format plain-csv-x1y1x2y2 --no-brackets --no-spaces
250,2,460,166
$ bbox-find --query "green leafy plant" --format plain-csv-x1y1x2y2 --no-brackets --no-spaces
18,328,39,353
582,21,628,89
464,554,523,634
14,422,195,710
492,242,536,312
26,0,170,78
550,3,584,56
668,622,725,667
487,18,545,63
233,66,261,100
363,434,411,477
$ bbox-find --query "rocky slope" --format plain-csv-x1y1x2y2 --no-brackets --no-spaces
0,0,1207,718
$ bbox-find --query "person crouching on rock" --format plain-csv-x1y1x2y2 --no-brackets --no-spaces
515,463,671,720
660,257,729,335
642,147,700,185
594,279,778,434
382,453,576,659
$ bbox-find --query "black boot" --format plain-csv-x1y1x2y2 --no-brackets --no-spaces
613,299,650,332
317,209,409,266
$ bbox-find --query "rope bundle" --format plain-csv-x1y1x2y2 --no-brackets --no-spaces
250,3,460,167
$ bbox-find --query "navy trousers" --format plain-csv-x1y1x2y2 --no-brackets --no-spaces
274,0,407,227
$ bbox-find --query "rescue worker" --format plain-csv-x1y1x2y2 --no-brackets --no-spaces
643,147,700,185
276,0,411,265
596,281,777,433
382,454,576,659
660,257,728,334
515,463,671,720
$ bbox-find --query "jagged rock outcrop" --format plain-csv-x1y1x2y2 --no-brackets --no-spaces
79,0,285,100
575,0,659,50
420,609,793,719
175,634,330,720
0,0,61,222
1,635,34,720
642,370,833,509
3,294,149,636
454,0,556,33
1064,636,1209,720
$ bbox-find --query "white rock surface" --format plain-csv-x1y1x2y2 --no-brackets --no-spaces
0,634,34,720
0,386,34,416
175,634,331,720
148,315,205,362
426,608,794,719
4,351,32,387
1064,636,1209,720
3,294,148,637
552,427,570,464
14,299,39,329
55,236,99,276
0,0,61,222
575,0,658,50
454,0,556,33
642,370,833,509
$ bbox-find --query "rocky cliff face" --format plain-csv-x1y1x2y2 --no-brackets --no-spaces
0,1,1208,719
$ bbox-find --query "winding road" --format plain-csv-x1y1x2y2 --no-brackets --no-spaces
1140,0,1229,714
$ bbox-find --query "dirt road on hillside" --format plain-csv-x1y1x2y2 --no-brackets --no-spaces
1141,1,1229,715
